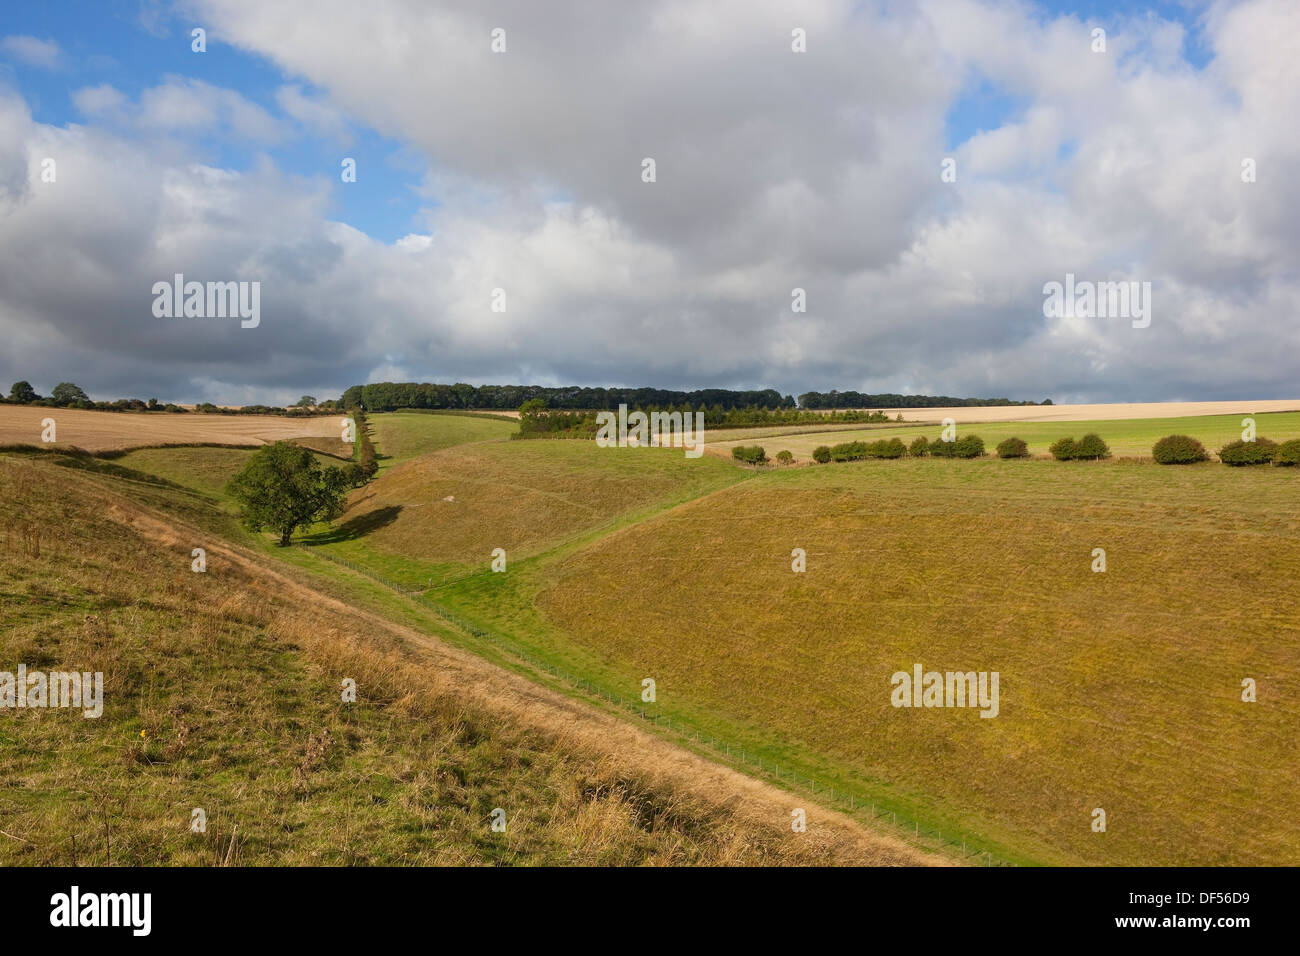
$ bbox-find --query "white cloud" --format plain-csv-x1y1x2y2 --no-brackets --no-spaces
72,84,129,117
0,35,61,69
1,0,1298,404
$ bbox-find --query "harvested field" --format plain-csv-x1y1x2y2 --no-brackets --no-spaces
0,405,342,453
856,399,1300,424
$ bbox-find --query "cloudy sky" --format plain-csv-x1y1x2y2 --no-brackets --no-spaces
0,0,1296,405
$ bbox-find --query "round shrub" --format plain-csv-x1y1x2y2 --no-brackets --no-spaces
1049,437,1077,461
812,445,831,464
931,434,984,458
996,437,1029,459
875,437,907,459
829,440,867,461
775,449,794,465
1218,438,1277,466
1074,433,1111,460
909,436,929,457
731,445,768,465
1274,438,1300,466
1152,434,1209,464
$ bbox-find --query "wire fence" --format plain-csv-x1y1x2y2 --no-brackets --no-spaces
296,543,1017,866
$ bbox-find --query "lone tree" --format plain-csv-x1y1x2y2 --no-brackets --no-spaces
8,381,38,403
227,442,350,546
294,395,318,407
50,382,90,406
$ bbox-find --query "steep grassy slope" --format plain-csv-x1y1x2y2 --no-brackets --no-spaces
0,453,935,866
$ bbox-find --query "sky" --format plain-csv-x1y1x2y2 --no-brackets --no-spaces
0,0,1295,405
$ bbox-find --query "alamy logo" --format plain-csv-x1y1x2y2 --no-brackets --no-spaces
891,664,999,718
0,665,103,718
595,403,705,458
50,886,151,936
151,274,260,328
1042,273,1151,328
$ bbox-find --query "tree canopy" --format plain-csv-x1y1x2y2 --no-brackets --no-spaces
226,442,350,546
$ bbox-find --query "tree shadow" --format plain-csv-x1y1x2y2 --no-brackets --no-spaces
303,504,402,544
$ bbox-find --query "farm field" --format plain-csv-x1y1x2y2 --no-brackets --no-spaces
862,399,1300,424
15,405,1299,867
711,411,1300,462
0,405,341,453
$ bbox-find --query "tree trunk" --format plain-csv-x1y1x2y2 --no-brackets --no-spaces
279,528,293,547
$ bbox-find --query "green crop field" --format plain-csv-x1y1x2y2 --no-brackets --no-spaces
713,411,1300,462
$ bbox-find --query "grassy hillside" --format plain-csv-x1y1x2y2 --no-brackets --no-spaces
302,439,744,588
369,411,516,467
528,458,1300,865
73,409,1299,866
712,411,1300,461
0,453,930,866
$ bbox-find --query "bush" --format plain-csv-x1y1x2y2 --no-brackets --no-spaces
775,450,794,465
996,437,1029,459
812,445,831,464
829,441,867,462
1049,437,1078,461
930,434,985,458
731,445,768,465
1074,433,1111,460
1274,438,1300,466
1152,434,1209,464
828,438,907,461
872,438,907,459
1218,438,1277,466
909,436,929,457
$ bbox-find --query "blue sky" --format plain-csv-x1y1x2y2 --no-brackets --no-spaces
2,0,424,241
1,0,1293,406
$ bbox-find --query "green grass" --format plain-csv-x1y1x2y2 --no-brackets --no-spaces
527,458,1300,865
297,439,745,589
64,406,1300,866
714,411,1300,461
2,454,906,866
112,446,263,499
368,411,516,467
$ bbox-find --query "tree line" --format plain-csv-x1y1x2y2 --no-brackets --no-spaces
797,390,1049,409
4,381,338,416
343,382,1049,413
342,382,796,412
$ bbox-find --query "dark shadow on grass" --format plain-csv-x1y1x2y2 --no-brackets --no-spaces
302,505,403,544
48,453,195,492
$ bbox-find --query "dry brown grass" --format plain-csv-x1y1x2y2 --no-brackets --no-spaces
0,405,342,453
861,399,1300,424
